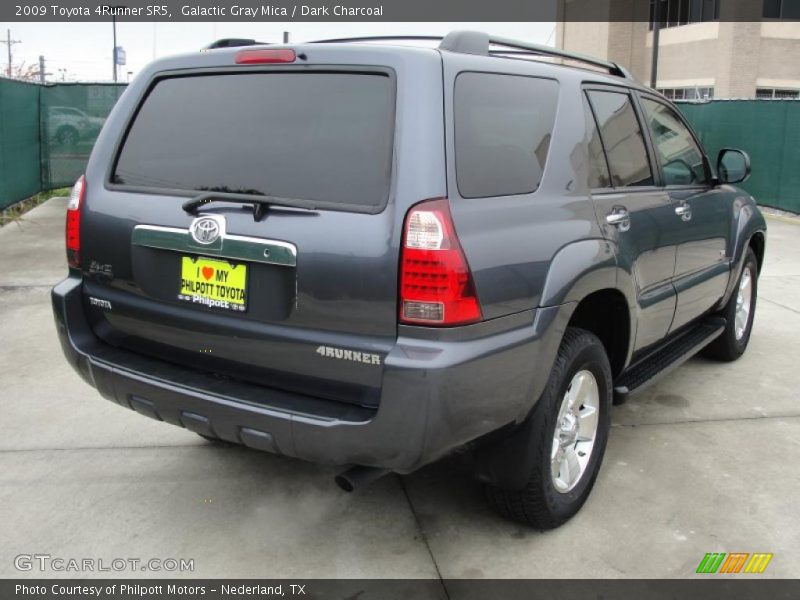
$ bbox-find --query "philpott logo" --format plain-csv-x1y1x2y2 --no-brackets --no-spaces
696,552,773,574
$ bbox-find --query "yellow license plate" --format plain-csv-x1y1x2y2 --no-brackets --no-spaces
179,256,247,312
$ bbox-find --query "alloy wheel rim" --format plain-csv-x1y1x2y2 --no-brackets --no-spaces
735,267,753,341
551,369,600,493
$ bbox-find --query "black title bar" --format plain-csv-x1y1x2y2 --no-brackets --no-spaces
2,0,775,22
4,579,800,600
7,0,560,22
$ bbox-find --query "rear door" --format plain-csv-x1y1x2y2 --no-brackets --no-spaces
584,87,678,351
637,94,731,332
79,48,446,408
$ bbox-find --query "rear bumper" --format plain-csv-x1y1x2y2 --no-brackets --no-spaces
52,275,571,472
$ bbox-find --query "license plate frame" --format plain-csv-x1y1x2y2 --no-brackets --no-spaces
178,255,248,313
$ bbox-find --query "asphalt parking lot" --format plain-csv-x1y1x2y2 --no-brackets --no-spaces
1,198,798,579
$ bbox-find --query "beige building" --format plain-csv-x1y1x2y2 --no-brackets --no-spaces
556,0,800,99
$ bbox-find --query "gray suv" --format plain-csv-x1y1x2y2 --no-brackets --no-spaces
52,31,766,528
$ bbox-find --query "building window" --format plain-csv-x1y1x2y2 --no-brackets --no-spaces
658,87,714,100
649,0,719,30
756,88,800,99
763,0,800,19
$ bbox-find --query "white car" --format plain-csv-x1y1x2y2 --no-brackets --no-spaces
47,106,105,146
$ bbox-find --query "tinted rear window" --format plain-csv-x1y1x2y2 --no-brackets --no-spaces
454,72,558,198
113,72,394,211
585,90,653,188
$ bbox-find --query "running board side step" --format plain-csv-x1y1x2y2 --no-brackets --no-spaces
614,317,726,402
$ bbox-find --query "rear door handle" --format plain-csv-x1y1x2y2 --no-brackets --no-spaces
675,202,692,221
606,206,630,232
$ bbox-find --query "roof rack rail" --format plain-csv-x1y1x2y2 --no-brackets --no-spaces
308,35,443,45
439,31,633,79
203,38,268,50
307,31,633,80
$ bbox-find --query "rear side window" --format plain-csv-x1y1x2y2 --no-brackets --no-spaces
583,95,612,189
586,90,654,188
113,72,395,211
454,72,558,198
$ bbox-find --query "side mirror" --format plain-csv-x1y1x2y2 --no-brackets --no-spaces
717,148,750,184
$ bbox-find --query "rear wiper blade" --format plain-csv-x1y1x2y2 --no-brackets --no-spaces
182,191,318,221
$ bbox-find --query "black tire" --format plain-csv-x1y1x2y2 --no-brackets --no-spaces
703,248,758,362
484,327,612,529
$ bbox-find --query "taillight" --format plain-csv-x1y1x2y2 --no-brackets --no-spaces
235,48,296,64
399,198,482,326
66,175,85,268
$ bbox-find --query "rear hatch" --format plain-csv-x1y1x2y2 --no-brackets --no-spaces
78,45,446,408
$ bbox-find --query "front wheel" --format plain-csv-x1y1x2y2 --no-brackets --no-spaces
484,328,612,529
703,247,758,362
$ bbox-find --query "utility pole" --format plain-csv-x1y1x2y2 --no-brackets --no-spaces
650,0,666,89
283,31,290,43
2,29,22,78
112,15,118,82
39,55,45,83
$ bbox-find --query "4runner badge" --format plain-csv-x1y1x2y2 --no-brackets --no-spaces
316,345,381,365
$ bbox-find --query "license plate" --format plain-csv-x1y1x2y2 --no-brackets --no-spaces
178,256,247,312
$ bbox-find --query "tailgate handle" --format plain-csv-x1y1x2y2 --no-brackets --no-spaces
132,225,297,267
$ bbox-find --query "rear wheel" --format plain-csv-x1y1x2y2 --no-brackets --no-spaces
485,328,612,529
703,248,758,362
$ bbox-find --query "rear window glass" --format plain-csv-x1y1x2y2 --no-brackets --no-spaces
585,90,654,188
113,72,395,211
454,72,558,198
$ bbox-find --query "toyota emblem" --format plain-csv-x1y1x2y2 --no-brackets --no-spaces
190,216,222,245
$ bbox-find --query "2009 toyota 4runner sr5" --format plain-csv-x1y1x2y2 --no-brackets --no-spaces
52,31,766,528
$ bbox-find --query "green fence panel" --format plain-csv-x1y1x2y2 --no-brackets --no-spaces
678,100,800,213
40,83,127,190
0,78,41,209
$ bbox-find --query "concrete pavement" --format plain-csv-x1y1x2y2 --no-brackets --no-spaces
1,198,798,579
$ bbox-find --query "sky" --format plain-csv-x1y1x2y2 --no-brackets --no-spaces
3,22,555,82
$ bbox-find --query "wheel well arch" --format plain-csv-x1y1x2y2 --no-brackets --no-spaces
567,288,630,378
749,231,765,274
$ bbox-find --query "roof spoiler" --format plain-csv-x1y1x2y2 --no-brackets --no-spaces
202,38,267,50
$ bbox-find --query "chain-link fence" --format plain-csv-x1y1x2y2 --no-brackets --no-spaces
0,78,41,209
40,83,127,190
678,99,800,213
0,77,126,209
